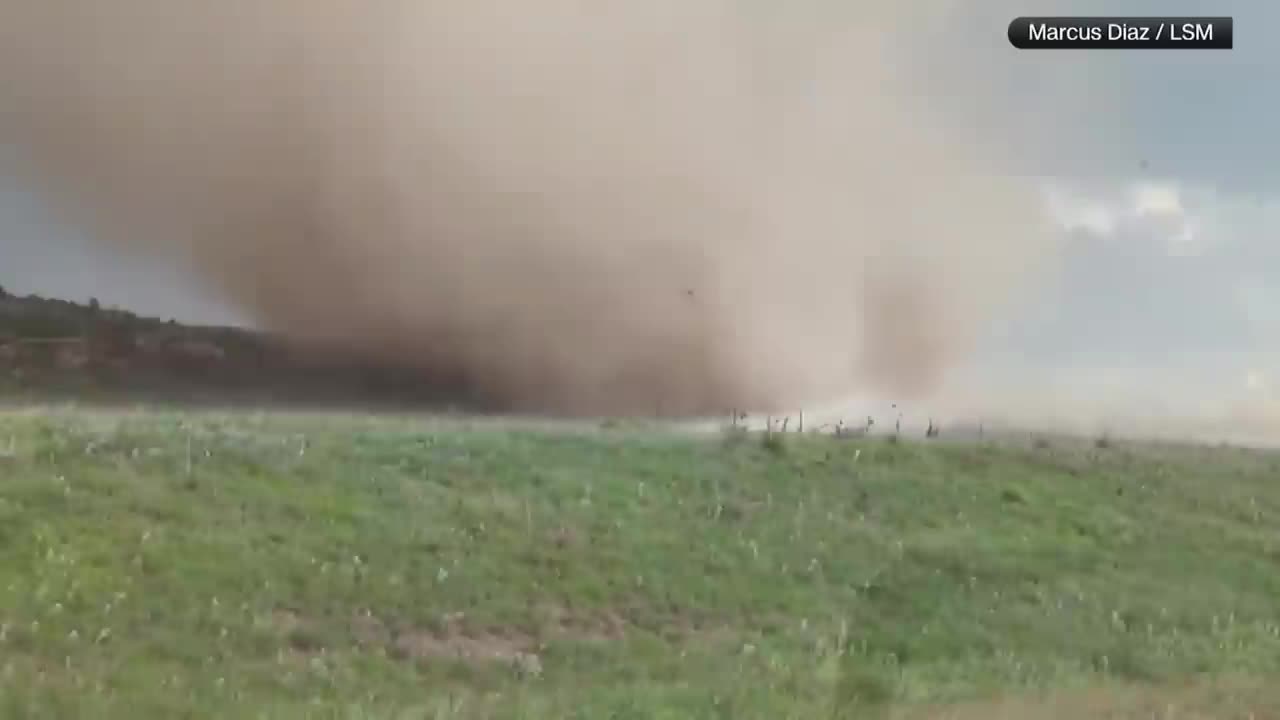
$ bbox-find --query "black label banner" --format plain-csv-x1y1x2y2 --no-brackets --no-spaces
1008,17,1233,49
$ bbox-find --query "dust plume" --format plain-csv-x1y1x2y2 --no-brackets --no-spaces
0,1,1057,416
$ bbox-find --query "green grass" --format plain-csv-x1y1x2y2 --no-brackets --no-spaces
0,409,1279,718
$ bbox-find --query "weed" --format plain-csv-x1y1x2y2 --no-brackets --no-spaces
761,430,787,455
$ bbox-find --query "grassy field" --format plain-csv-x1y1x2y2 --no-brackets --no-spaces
0,408,1279,718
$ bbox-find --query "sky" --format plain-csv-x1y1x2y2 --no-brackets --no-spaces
906,0,1280,435
0,174,244,325
0,1,1276,436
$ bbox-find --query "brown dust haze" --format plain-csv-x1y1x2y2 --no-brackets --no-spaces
0,2,1059,416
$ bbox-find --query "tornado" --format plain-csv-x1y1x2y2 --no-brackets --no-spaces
0,1,1055,416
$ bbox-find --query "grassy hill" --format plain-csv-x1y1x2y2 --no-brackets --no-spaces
0,409,1278,717
0,292,483,411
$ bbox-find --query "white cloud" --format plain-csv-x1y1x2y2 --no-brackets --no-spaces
1043,179,1216,256
1131,182,1184,219
1042,184,1121,236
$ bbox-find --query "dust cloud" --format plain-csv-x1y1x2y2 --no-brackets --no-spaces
0,1,1059,416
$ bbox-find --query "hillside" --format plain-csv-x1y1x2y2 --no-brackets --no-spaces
0,290,483,410
0,409,1277,717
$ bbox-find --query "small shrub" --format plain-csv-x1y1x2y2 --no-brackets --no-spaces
1095,433,1113,449
761,431,787,455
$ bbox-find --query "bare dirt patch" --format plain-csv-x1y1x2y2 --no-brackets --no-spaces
267,601,737,680
535,603,628,644
268,607,543,675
